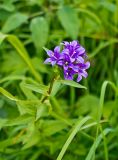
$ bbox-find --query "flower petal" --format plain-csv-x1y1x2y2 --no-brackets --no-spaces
54,46,60,53
64,71,73,80
46,50,54,56
64,65,68,70
77,75,82,82
77,56,84,63
57,60,63,66
77,46,85,55
62,49,69,55
72,65,78,72
71,40,78,47
51,61,56,66
44,58,51,64
62,41,69,47
81,70,88,78
84,62,90,69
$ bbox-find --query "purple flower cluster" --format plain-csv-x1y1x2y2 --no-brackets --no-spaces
44,40,90,82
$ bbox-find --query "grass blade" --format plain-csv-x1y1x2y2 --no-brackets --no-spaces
89,39,118,58
56,116,91,160
85,128,112,160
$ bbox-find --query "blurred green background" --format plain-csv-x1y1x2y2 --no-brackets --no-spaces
0,0,118,160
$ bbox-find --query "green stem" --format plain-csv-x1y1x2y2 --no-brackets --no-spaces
41,74,58,103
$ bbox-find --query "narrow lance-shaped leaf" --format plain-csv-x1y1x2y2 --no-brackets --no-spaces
0,87,19,101
85,128,112,160
24,83,49,95
5,114,34,126
56,116,91,160
58,80,86,89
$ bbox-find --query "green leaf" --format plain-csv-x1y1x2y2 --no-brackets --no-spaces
98,81,118,123
0,32,6,44
103,100,116,118
20,81,38,100
0,114,34,129
22,130,40,149
30,17,49,49
57,6,79,39
0,0,15,12
36,104,51,120
0,87,18,101
75,94,99,118
0,32,41,82
49,97,65,115
2,13,28,33
100,1,116,12
50,80,62,96
0,118,7,129
5,114,34,126
17,101,37,115
0,138,20,151
0,75,26,84
41,120,67,136
1,51,27,75
22,122,40,149
77,8,102,26
24,83,49,95
58,80,86,89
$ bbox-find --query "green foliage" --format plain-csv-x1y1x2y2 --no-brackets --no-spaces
0,0,118,160
85,128,113,160
2,13,28,33
57,6,79,39
30,17,49,50
57,116,91,160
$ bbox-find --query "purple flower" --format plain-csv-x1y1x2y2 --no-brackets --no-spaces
44,40,90,82
64,68,76,80
57,50,75,70
62,40,86,58
44,46,60,66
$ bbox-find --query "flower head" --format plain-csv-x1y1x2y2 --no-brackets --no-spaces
44,46,60,66
44,40,90,82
